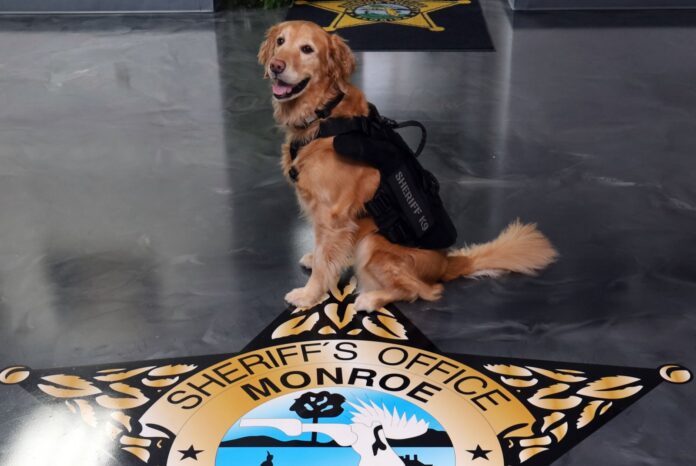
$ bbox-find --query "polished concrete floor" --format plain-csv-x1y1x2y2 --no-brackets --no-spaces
0,4,695,466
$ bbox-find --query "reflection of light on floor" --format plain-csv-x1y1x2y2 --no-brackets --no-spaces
6,406,114,466
357,51,419,108
291,219,314,265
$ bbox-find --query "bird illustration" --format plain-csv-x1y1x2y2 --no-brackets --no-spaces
241,400,429,466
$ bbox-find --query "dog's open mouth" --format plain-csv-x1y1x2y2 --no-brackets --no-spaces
272,77,310,100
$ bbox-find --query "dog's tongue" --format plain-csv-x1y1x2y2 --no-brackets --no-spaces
272,81,293,95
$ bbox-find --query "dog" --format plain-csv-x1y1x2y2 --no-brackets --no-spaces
258,20,558,311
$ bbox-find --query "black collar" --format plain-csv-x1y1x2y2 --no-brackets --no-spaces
293,91,345,130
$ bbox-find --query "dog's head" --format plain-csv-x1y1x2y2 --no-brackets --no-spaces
258,21,355,103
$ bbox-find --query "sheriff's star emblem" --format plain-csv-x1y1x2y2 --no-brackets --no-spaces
295,0,471,32
0,277,691,466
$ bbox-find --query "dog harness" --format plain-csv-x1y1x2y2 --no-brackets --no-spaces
287,93,457,250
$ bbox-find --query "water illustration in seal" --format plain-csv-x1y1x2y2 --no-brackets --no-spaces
216,387,456,466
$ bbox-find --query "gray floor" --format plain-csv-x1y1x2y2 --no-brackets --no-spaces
0,3,695,465
509,0,696,10
0,0,215,13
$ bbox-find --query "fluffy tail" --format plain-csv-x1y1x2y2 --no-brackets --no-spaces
442,220,558,281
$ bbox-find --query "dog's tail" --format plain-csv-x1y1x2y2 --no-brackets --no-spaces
442,220,558,281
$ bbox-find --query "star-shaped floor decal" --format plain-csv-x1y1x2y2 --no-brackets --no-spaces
0,276,691,466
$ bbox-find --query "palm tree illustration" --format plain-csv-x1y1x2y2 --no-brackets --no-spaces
289,391,346,444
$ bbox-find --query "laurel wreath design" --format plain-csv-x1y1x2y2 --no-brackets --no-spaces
1,363,198,463
5,361,643,465
483,364,644,463
272,277,408,340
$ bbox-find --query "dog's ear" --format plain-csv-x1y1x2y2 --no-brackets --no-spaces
329,34,355,86
258,24,281,78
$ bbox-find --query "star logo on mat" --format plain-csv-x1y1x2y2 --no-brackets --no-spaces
294,0,471,32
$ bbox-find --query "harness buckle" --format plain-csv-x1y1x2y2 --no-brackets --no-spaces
382,117,398,128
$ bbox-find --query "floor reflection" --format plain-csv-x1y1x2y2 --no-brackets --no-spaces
4,406,118,466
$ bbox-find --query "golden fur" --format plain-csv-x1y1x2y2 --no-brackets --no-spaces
259,21,558,311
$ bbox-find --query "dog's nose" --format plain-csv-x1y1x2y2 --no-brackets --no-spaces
270,59,286,75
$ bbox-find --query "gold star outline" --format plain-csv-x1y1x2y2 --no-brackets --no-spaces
295,0,472,32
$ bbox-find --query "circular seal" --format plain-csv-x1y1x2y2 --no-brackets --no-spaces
137,341,536,466
216,388,456,466
346,1,420,23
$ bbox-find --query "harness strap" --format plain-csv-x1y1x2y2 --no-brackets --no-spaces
367,103,427,157
390,120,427,157
289,140,303,161
287,101,427,184
315,92,345,120
289,116,370,161
288,92,351,163
317,116,370,138
294,92,345,130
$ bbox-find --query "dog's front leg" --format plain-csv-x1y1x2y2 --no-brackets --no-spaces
299,252,314,268
285,213,356,308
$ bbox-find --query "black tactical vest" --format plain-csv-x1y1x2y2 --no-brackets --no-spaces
289,102,457,250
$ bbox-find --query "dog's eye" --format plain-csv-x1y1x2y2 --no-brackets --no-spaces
300,45,314,54
276,37,285,46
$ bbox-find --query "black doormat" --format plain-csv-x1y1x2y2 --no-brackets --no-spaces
285,0,494,51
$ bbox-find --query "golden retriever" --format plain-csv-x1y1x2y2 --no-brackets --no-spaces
258,20,557,311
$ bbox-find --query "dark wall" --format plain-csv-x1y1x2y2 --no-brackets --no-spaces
0,0,216,12
510,0,696,10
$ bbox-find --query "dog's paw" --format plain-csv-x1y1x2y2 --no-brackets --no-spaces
285,286,323,308
354,293,380,313
299,252,314,269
